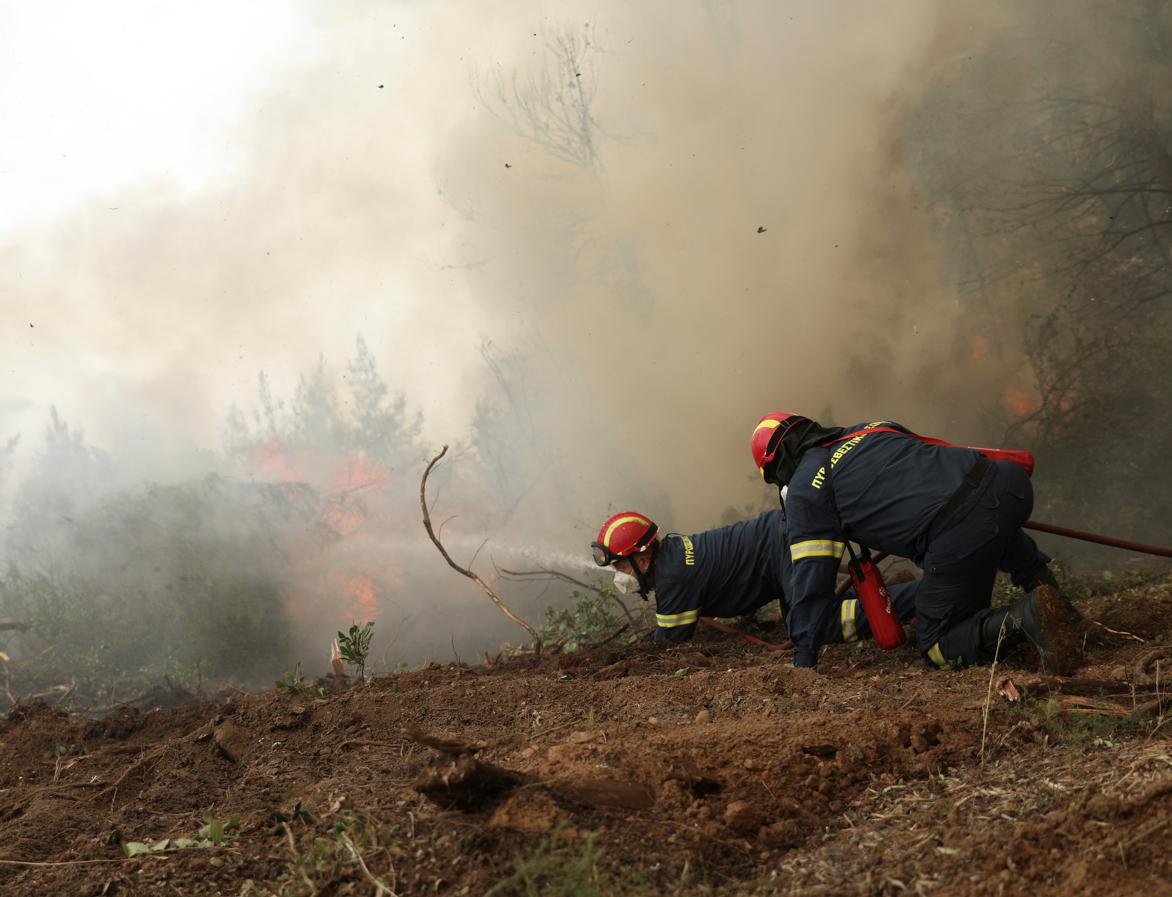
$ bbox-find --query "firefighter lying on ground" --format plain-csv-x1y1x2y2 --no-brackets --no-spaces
749,413,1084,674
589,508,919,647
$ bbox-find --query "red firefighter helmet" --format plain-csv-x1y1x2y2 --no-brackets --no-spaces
750,412,809,478
591,511,658,567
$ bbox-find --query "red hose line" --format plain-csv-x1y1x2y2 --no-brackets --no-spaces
698,617,790,652
1025,520,1172,558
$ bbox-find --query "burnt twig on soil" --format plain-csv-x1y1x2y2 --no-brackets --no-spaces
1086,618,1146,643
420,446,541,649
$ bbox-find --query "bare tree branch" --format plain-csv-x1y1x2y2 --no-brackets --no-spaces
473,23,601,168
419,446,541,648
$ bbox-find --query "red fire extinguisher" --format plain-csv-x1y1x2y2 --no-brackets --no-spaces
846,543,906,650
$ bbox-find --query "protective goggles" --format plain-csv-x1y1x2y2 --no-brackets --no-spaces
590,524,658,567
591,542,624,566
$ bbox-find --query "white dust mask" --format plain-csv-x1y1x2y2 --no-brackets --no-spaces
612,569,639,595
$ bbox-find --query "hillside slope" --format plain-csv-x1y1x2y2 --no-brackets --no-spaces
0,578,1169,896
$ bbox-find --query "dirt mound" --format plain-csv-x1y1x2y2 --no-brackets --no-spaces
0,579,1167,896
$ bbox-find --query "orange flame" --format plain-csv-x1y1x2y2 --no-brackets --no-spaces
240,441,400,630
343,575,380,621
1001,385,1039,418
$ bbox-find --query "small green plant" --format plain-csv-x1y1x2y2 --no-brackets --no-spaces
122,812,239,857
198,811,241,846
276,662,322,699
337,622,374,682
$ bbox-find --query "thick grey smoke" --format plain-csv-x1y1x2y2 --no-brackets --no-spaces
2,1,1161,691
1,2,1009,526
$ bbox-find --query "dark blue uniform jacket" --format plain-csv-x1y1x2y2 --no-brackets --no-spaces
784,420,982,666
652,509,789,642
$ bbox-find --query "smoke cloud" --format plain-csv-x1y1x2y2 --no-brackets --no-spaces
1,1,1159,685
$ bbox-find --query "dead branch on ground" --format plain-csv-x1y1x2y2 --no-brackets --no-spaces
419,445,541,650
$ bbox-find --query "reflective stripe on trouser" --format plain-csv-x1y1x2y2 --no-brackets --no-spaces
814,580,920,647
927,641,964,670
840,599,859,643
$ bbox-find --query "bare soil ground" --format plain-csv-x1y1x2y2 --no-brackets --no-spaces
1,578,1170,897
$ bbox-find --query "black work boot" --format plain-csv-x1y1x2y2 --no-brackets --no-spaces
981,587,1084,676
1018,564,1084,626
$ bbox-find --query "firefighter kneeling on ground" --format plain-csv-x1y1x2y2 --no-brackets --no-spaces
749,412,1085,674
589,508,919,648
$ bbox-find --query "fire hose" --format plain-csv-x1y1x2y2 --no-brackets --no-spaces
698,519,1170,651
697,616,789,652
1024,520,1172,558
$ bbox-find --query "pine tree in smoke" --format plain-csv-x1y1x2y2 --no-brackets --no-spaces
345,335,423,471
4,408,113,577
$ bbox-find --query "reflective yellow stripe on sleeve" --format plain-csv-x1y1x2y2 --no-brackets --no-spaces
790,539,846,562
656,609,700,628
840,598,859,643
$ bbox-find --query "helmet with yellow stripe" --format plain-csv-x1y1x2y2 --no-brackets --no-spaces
750,412,809,480
591,511,658,567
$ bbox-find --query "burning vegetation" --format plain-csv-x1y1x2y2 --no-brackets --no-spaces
0,336,602,708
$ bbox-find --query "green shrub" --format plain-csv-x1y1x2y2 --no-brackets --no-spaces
0,476,305,703
539,591,626,652
337,622,374,682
